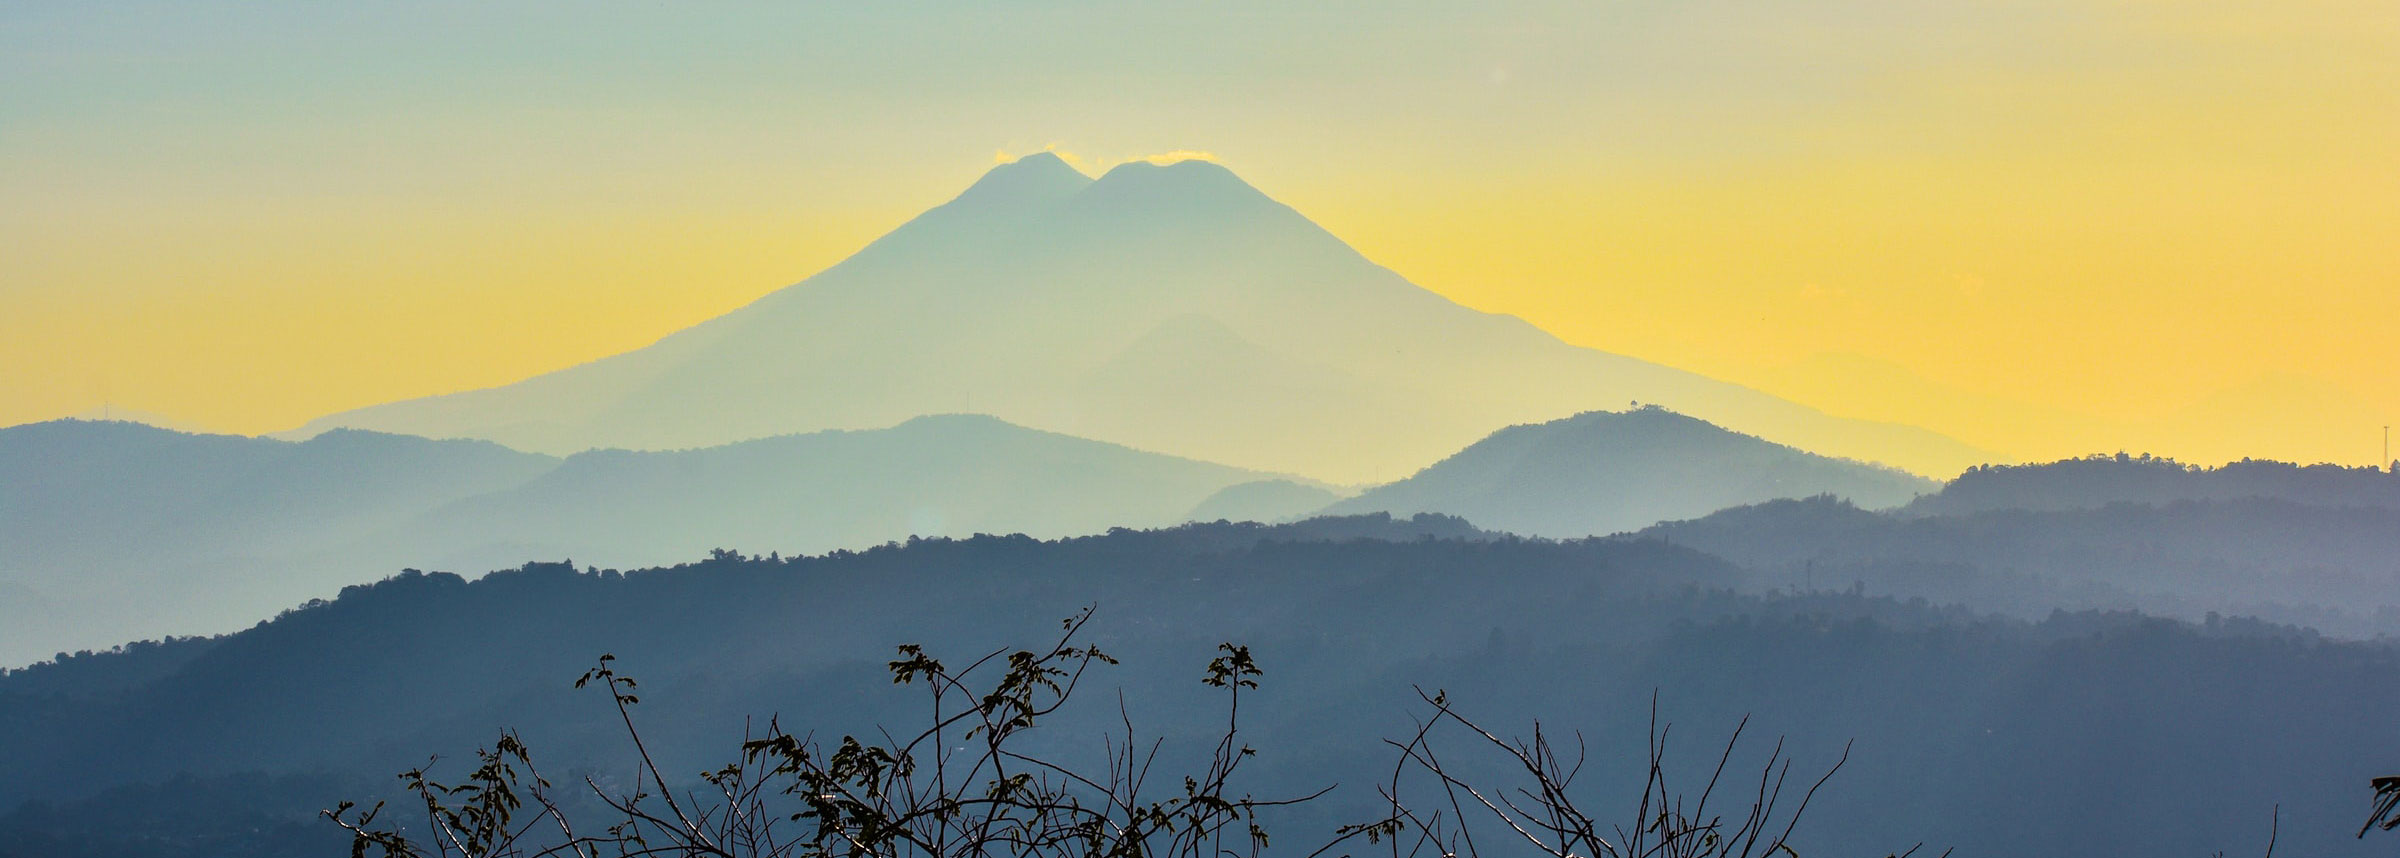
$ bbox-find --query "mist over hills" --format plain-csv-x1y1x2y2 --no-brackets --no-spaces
18,402,1932,666
369,413,1300,573
2,525,2389,857
0,420,559,665
287,153,1987,483
1324,406,1933,536
1187,479,1342,523
13,331,2397,856
0,421,555,570
1633,453,2400,634
18,409,2394,667
0,416,1301,665
1641,490,2400,636
10,414,2400,854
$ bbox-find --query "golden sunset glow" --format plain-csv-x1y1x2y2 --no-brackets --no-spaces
3,0,2393,469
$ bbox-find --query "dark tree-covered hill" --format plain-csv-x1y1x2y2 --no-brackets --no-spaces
1641,493,2400,635
0,520,2389,857
1907,453,2400,516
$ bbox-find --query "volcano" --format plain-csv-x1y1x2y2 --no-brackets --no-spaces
288,153,1984,482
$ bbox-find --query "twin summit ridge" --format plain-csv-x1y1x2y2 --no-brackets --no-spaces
289,153,1990,484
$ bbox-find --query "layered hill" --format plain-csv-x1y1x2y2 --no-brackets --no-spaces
1187,479,1343,523
1905,454,2400,516
0,420,556,574
1323,406,1934,536
0,420,560,664
0,416,1299,666
1,527,2388,857
1639,489,2400,636
288,154,1986,483
367,414,1285,573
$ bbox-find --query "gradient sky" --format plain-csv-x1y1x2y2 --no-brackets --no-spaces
4,0,2394,468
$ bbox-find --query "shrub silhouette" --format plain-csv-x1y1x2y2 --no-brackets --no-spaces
325,609,1890,858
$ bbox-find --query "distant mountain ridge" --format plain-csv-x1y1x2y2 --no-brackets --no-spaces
0,416,1301,666
368,413,1292,573
0,420,557,578
1905,453,2400,516
287,153,1989,482
1323,406,1935,537
0,420,559,666
1638,491,2400,637
0,400,1971,668
1187,479,1343,524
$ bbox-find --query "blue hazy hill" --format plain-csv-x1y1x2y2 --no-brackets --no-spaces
367,413,1290,573
0,420,559,665
0,416,1307,665
1324,406,1934,537
1187,479,1345,524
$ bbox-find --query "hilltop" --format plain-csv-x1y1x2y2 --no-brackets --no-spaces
1326,406,1933,536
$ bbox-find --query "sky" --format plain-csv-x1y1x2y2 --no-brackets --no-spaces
3,0,2394,468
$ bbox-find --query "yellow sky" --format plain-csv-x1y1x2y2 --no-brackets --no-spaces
2,0,2394,469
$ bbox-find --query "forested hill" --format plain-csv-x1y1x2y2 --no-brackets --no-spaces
1907,453,2400,516
2,519,2395,857
0,513,1490,696
1637,493,2400,636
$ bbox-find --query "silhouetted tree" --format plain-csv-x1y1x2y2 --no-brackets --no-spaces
1372,689,1889,858
324,609,1888,858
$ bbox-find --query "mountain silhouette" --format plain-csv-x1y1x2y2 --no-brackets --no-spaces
1905,453,2400,517
364,413,1288,574
0,420,557,577
1185,479,1344,524
1640,490,2400,637
286,153,1988,483
1322,406,1935,536
0,420,558,665
0,415,1295,666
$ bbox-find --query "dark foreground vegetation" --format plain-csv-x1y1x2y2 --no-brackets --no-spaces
326,609,1873,858
0,516,2386,856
